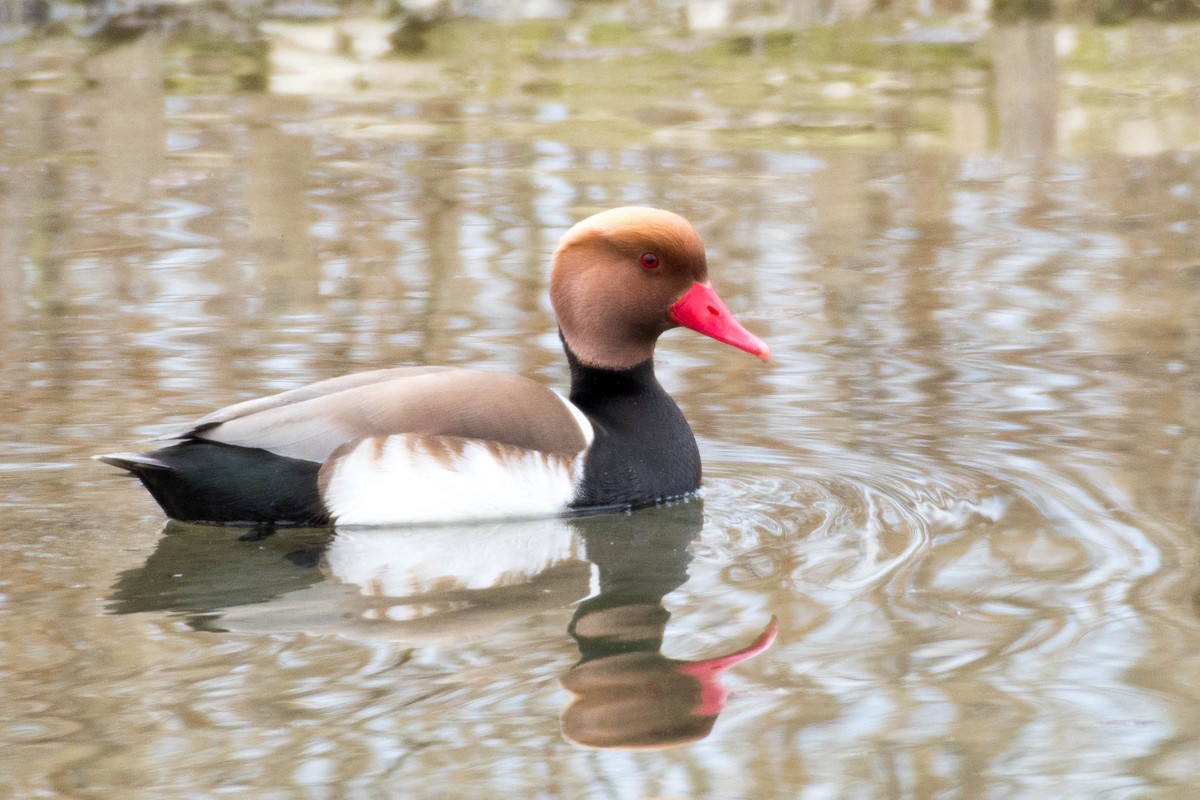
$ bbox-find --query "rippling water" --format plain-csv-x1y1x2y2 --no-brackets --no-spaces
2,9,1200,798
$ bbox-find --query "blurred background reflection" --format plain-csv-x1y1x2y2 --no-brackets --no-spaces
1,1,1199,796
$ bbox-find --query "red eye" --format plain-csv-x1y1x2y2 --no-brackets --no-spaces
640,253,660,269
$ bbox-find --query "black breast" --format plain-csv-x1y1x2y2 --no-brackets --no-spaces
566,350,702,510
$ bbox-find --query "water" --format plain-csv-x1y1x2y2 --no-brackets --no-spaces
2,7,1200,798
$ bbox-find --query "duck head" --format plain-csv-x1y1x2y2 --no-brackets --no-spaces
551,207,771,370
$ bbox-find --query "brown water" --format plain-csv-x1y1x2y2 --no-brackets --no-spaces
2,9,1200,798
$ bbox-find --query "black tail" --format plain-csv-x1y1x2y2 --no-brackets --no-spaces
96,440,328,525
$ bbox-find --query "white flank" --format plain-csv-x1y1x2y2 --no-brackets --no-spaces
552,389,595,447
321,435,584,526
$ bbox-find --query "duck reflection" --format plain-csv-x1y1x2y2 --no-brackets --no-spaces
110,499,775,748
564,503,777,749
111,516,589,643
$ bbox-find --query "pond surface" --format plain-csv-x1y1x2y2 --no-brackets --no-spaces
2,8,1200,798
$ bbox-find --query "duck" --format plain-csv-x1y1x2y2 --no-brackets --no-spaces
96,207,770,525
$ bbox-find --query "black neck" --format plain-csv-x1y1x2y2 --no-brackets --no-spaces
561,334,701,510
565,342,659,409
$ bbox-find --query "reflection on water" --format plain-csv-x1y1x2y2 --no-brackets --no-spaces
562,504,778,750
112,502,778,751
2,6,1200,798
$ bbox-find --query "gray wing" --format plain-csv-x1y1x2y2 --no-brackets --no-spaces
165,368,591,464
155,367,456,440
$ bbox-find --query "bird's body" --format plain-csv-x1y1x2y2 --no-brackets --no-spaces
97,208,769,525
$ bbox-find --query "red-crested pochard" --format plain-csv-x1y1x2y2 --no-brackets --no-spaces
97,207,769,525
